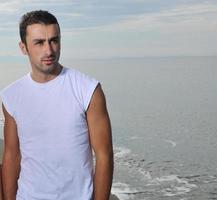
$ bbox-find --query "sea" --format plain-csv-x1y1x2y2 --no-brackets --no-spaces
0,56,217,200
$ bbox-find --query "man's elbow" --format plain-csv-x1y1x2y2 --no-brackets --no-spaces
95,148,114,165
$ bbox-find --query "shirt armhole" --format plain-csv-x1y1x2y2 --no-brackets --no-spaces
84,82,99,112
1,93,14,117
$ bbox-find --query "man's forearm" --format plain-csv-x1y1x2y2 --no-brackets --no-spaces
93,152,114,200
2,152,20,200
0,165,3,200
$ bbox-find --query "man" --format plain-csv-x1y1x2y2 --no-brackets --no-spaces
0,10,113,200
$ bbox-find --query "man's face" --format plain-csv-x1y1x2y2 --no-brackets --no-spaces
20,23,61,74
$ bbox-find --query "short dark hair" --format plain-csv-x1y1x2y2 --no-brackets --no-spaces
19,10,60,44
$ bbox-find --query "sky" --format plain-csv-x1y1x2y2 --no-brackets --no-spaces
0,0,217,62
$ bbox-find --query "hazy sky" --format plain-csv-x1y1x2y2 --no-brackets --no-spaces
0,0,217,61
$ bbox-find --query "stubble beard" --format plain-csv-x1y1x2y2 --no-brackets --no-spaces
31,55,60,75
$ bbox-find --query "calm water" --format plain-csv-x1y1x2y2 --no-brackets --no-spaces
1,56,217,199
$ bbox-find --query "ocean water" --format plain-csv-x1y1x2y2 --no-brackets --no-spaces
1,56,217,199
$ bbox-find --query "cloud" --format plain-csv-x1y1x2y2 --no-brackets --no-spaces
98,2,217,33
0,1,216,58
0,22,17,32
0,51,20,57
59,2,217,36
57,13,83,18
0,1,20,13
0,0,75,14
60,2,217,58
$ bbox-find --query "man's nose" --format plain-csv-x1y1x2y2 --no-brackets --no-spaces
44,42,53,56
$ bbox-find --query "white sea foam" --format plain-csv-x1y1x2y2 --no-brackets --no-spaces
114,145,152,182
113,145,197,198
163,139,177,147
129,136,141,140
147,174,197,196
111,182,139,200
114,147,131,159
138,168,152,180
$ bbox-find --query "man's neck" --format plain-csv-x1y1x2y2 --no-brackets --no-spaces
30,64,63,83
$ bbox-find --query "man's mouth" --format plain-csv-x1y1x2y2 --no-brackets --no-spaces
42,58,55,65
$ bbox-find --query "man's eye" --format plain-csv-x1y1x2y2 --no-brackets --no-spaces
52,39,58,44
35,41,43,45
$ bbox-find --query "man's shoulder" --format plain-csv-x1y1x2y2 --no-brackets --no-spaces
64,66,99,111
65,66,98,83
65,66,86,77
1,74,28,96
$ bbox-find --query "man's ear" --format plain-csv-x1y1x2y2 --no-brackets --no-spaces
19,42,28,55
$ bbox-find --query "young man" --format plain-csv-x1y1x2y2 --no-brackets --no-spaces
0,10,113,200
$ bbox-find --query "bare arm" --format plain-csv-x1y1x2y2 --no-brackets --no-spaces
0,165,3,200
2,103,21,200
86,84,114,200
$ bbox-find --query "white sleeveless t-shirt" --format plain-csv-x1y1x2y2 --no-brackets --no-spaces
0,67,99,200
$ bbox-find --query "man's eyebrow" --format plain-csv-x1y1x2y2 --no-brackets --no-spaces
32,36,60,43
32,38,46,44
49,36,60,41
50,36,60,39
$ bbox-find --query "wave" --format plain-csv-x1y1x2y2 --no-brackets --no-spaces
114,146,131,159
111,182,139,200
147,174,197,197
113,145,200,199
163,139,177,147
